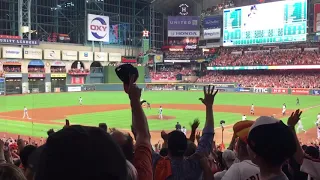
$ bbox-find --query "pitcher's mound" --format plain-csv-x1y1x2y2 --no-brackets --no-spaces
147,115,176,120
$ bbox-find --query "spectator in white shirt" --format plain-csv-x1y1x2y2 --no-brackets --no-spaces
242,115,247,121
181,126,187,135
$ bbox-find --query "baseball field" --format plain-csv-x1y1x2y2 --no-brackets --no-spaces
0,91,319,144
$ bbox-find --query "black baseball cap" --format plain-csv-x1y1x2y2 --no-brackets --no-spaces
30,125,128,180
115,64,139,84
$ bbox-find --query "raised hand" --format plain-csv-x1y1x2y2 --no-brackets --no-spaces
127,75,142,101
161,130,168,141
190,118,200,131
287,109,302,127
196,131,201,142
199,85,218,107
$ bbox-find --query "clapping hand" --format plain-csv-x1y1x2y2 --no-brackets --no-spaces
199,85,218,107
161,130,168,141
190,118,200,131
287,109,302,127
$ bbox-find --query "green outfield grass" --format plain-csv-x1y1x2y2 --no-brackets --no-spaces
0,91,319,138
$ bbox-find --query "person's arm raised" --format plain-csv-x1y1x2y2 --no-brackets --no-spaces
287,109,304,165
127,76,150,143
196,85,218,154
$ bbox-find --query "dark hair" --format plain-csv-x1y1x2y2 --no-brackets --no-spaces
120,134,134,163
159,148,168,156
20,145,37,169
184,141,196,157
168,131,187,157
98,123,108,132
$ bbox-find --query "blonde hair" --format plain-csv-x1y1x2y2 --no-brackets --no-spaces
0,163,27,180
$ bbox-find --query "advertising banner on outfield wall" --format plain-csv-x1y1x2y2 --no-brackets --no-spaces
68,86,82,92
291,88,310,95
252,87,270,94
272,88,288,94
312,89,320,95
237,87,251,92
314,4,320,32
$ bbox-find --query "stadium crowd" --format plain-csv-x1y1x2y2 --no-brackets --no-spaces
210,50,320,66
0,84,319,180
68,68,90,74
149,65,196,81
50,67,66,73
196,71,320,88
27,67,45,73
3,66,21,73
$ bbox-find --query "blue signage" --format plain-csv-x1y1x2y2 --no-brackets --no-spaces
313,89,320,95
28,60,44,66
203,16,222,29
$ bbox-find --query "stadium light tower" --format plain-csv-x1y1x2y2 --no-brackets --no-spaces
18,0,32,40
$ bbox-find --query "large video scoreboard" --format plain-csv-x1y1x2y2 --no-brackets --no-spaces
223,0,307,46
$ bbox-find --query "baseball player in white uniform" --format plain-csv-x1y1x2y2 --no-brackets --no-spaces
316,113,320,139
242,115,247,121
22,106,31,119
79,97,83,105
296,120,306,133
250,104,255,115
159,106,163,119
282,103,286,116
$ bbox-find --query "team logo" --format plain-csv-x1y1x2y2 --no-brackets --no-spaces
179,4,189,16
84,52,88,57
90,17,108,39
49,51,55,57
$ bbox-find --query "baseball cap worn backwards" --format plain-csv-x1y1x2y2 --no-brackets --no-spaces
32,125,128,180
247,116,296,166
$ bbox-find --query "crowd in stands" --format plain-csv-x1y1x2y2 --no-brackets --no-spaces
28,67,45,73
210,49,320,66
0,84,319,180
68,68,90,74
50,67,66,73
149,65,196,80
197,71,320,88
3,66,21,73
164,50,204,60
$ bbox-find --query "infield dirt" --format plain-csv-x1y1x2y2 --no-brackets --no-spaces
0,104,316,145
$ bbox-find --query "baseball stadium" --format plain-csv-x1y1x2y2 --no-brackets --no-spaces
0,0,319,179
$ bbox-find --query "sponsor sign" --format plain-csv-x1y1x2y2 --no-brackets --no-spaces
2,47,22,59
203,29,221,39
272,88,288,94
24,48,42,59
62,50,77,61
185,45,197,50
28,60,44,66
154,55,163,63
203,16,222,29
238,88,250,92
87,14,109,42
0,38,39,45
44,49,61,60
168,30,200,37
68,86,82,92
291,88,309,95
51,61,65,67
253,87,269,94
94,52,108,61
5,74,22,78
51,73,67,78
109,53,121,62
28,74,45,78
79,51,93,61
168,16,200,30
314,4,320,32
121,57,137,63
2,60,21,65
312,89,320,95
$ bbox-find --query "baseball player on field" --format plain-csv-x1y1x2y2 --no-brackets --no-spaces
159,106,163,119
250,104,255,115
316,113,320,139
296,119,306,133
282,103,286,116
22,106,31,119
79,97,83,105
242,115,247,121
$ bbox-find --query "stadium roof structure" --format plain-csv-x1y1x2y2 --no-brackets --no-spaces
149,0,201,15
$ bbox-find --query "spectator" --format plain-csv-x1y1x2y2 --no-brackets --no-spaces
247,116,297,180
152,86,217,180
19,145,36,180
32,125,128,180
0,163,27,180
214,149,236,180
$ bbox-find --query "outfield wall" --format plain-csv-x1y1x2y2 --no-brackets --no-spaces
65,83,320,96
